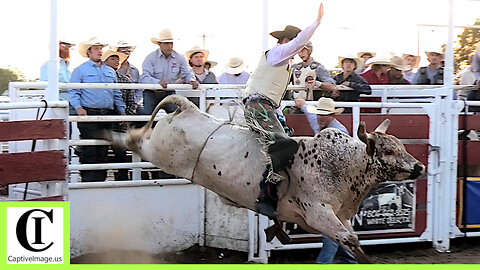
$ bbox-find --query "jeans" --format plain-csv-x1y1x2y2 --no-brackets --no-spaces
143,90,177,115
317,236,357,264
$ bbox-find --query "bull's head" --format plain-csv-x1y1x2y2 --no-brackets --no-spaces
358,119,425,181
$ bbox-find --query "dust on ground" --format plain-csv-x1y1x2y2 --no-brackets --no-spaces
71,237,480,264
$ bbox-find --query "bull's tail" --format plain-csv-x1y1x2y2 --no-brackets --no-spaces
109,95,197,159
144,94,198,130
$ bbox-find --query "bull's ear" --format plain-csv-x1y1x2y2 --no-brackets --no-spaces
358,121,375,156
375,119,391,134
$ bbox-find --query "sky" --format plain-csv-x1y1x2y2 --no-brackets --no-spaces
1,0,480,80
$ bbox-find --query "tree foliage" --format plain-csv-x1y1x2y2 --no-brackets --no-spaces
0,68,25,95
454,18,480,73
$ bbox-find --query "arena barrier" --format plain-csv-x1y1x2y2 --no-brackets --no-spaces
5,82,480,262
0,100,69,201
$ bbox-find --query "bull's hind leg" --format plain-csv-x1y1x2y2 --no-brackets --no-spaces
303,203,372,264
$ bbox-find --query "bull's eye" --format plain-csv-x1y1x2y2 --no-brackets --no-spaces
385,150,394,155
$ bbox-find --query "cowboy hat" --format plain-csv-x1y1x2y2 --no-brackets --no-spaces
303,41,313,53
205,60,217,68
390,56,409,71
101,50,127,63
184,45,209,62
402,53,421,69
110,40,136,51
357,51,376,58
365,53,392,66
151,29,174,44
59,34,75,46
425,47,444,56
78,37,108,58
225,57,245,75
338,53,363,73
306,97,345,115
270,25,301,41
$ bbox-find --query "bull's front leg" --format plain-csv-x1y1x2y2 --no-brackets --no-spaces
303,203,372,264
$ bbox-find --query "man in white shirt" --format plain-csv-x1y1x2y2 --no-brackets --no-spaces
243,2,324,218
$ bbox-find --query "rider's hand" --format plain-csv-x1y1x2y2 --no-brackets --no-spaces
316,3,324,24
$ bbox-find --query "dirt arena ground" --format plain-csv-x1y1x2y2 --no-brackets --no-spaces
71,237,480,264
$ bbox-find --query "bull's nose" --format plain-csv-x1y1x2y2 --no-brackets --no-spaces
409,163,425,179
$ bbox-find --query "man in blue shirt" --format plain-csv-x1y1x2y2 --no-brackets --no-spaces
140,29,198,114
294,97,356,264
40,38,75,113
70,37,126,182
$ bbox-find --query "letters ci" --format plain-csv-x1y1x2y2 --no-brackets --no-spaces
15,209,54,252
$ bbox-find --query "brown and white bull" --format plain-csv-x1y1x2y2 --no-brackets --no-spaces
110,95,425,263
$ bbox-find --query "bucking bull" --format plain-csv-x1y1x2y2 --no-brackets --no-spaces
109,95,425,263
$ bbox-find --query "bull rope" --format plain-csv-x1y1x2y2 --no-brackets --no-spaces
190,101,241,181
190,121,232,181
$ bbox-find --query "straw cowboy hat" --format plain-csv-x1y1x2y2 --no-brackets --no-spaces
184,45,209,62
425,47,444,56
78,37,108,58
303,41,313,53
59,34,75,46
151,29,174,44
357,51,376,58
365,53,392,66
390,56,409,71
306,97,345,115
205,60,217,68
225,57,245,75
402,53,421,69
101,50,128,63
270,25,301,41
110,40,136,51
338,53,363,73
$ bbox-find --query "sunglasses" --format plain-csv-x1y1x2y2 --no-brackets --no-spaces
119,48,132,53
60,43,72,48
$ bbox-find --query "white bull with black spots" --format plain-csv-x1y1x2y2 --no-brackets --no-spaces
110,95,425,263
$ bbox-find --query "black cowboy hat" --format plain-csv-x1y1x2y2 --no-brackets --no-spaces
270,25,301,41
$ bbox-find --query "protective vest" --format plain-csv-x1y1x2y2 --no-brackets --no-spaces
245,52,292,108
292,61,319,100
417,66,444,85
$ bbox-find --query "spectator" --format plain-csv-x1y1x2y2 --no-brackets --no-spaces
205,60,217,71
184,45,218,107
467,44,480,112
102,50,132,181
40,37,75,112
360,53,391,113
243,3,325,218
402,53,421,84
185,45,218,84
69,37,126,182
356,51,375,74
412,48,444,85
110,40,142,112
218,57,250,84
293,97,356,264
291,41,338,101
387,56,410,85
455,55,476,99
140,29,198,114
333,54,371,112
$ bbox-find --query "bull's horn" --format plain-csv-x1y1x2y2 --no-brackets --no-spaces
357,121,375,156
144,95,197,131
357,122,368,145
374,119,390,134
